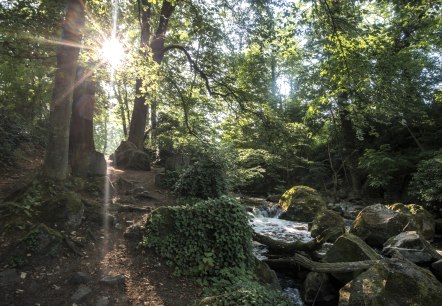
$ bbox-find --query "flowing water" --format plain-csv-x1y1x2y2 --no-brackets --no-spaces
249,204,308,305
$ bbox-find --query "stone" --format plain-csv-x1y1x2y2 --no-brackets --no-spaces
71,284,92,304
349,204,418,247
431,259,442,280
382,231,441,264
0,269,20,287
388,203,435,241
253,258,281,290
339,259,442,306
279,186,326,222
67,272,90,285
86,176,116,197
115,177,137,195
310,209,346,242
164,154,190,172
100,274,125,286
324,233,381,283
303,272,339,304
96,296,110,306
154,173,166,188
15,223,64,258
266,194,282,203
39,192,84,231
113,141,150,171
88,151,107,176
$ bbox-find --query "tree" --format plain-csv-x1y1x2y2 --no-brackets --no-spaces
42,0,85,180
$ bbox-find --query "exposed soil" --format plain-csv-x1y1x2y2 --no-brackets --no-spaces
0,156,203,306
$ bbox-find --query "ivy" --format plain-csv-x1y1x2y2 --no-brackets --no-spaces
142,196,253,277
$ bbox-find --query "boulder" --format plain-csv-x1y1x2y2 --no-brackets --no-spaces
339,259,442,306
324,233,380,283
279,186,326,222
349,204,417,247
303,272,339,304
39,192,84,231
253,258,281,290
310,209,346,242
382,231,441,264
71,284,92,304
388,203,435,241
88,150,107,176
113,141,150,171
85,176,116,197
431,259,442,280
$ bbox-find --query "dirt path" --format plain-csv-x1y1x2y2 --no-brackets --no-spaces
0,165,202,306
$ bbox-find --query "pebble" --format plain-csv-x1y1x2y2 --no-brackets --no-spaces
100,274,125,286
67,272,90,285
71,284,92,303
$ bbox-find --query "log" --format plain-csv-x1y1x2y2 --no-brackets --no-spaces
265,254,379,273
252,229,338,254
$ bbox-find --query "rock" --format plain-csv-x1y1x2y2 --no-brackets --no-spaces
0,269,20,287
303,272,339,304
349,204,418,247
327,202,365,219
164,154,190,172
388,203,435,241
382,231,441,264
88,150,107,176
324,233,381,283
339,259,442,306
71,284,92,304
100,274,125,286
310,209,346,242
85,176,116,197
67,272,90,285
113,141,150,171
431,259,442,280
266,194,282,203
253,258,281,290
39,192,84,231
96,296,110,306
124,223,145,242
154,173,166,188
115,177,137,195
279,186,326,222
435,218,442,235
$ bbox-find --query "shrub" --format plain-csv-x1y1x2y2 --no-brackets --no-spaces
142,196,253,277
174,157,227,199
409,153,442,203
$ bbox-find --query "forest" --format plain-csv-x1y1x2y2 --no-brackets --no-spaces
1,0,442,305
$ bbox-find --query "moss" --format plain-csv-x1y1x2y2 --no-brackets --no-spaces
278,185,326,222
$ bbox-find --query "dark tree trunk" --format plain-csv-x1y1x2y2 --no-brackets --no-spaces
43,0,84,180
69,67,97,176
337,92,362,196
127,0,176,149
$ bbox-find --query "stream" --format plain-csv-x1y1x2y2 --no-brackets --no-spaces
249,204,310,305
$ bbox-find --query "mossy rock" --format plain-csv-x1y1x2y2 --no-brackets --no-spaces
38,192,84,231
349,204,418,247
279,185,326,222
310,209,346,242
339,259,442,306
387,203,435,241
113,141,150,171
3,223,64,267
324,233,381,283
253,258,281,290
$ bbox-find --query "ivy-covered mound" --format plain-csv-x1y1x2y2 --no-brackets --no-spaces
142,196,253,277
142,196,291,305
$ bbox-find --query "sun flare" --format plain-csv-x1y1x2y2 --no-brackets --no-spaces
101,38,124,68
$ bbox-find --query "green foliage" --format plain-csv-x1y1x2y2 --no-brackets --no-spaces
199,279,292,306
358,145,413,189
174,156,227,199
142,196,254,277
409,153,442,203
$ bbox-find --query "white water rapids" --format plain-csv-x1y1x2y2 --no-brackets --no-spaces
249,205,309,306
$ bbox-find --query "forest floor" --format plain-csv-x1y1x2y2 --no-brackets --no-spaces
0,152,203,306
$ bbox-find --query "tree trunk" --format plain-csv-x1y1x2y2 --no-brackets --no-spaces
113,83,127,138
337,92,362,196
253,231,330,254
264,254,378,273
127,0,176,149
69,67,96,176
42,0,85,180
